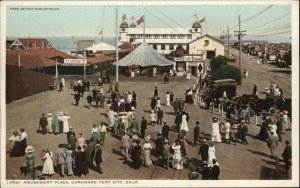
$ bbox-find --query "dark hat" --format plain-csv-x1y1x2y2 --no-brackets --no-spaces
212,117,218,122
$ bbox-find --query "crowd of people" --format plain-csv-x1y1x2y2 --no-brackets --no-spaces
8,76,292,181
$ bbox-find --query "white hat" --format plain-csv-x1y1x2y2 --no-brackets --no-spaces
25,145,35,153
145,135,151,142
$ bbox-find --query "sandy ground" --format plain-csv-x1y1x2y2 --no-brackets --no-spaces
5,50,292,180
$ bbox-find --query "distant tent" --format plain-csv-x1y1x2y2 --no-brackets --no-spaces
86,42,117,53
114,42,173,67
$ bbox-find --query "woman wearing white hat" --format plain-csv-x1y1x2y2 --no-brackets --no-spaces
42,148,54,176
25,146,36,180
211,117,221,143
172,140,183,170
62,112,71,133
142,135,152,167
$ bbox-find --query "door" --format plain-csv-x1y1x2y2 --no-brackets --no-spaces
191,66,196,75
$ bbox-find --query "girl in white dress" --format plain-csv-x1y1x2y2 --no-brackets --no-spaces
47,113,53,133
166,92,170,107
62,112,71,133
180,114,189,132
150,110,157,126
211,117,222,143
42,148,54,175
172,141,183,169
207,141,216,167
156,97,161,110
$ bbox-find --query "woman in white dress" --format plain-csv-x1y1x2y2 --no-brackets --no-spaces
211,117,222,143
166,92,170,107
207,141,216,167
142,135,152,167
268,119,278,137
47,113,53,133
156,97,161,110
62,112,71,133
127,91,132,103
42,148,54,176
150,110,157,126
180,114,189,132
172,140,183,169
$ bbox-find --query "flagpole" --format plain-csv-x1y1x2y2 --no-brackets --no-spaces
143,13,145,42
205,18,207,35
115,6,119,92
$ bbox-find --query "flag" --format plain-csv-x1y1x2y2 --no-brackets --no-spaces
198,17,206,23
192,13,198,18
122,14,126,21
99,30,103,35
136,16,144,25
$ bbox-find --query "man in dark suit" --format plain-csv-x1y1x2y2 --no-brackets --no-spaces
199,139,209,162
94,144,103,174
282,140,291,170
154,86,158,98
193,121,200,146
211,159,220,180
66,127,75,141
175,112,182,133
157,108,164,125
162,122,170,141
140,116,147,138
39,113,48,135
201,162,211,180
75,146,85,177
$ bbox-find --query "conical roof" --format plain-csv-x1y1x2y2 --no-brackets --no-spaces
115,42,173,67
192,21,201,29
130,22,136,28
120,21,129,28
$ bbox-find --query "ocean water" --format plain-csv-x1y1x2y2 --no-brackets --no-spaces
7,35,291,53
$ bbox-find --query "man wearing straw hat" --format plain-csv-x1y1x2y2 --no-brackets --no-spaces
25,145,35,180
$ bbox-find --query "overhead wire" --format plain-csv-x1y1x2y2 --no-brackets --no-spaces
241,5,274,22
144,8,184,34
247,23,291,34
255,12,290,29
94,7,106,41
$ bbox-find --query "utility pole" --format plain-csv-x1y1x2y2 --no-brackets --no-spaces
234,15,246,69
226,25,232,58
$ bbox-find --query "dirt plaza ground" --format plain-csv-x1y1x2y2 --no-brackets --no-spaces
5,52,293,180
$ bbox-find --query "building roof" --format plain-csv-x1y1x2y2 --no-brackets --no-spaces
188,34,225,45
87,55,115,65
76,40,95,51
118,42,139,50
13,38,53,49
120,21,129,28
130,22,136,28
6,54,59,67
85,42,117,52
115,42,173,67
192,22,202,29
124,28,193,35
6,48,79,60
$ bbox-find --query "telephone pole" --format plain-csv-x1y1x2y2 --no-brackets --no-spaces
226,25,232,58
234,15,246,69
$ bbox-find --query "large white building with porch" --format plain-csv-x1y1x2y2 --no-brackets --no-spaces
119,20,202,54
174,34,225,76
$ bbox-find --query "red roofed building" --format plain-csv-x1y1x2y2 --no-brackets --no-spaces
10,38,53,50
86,55,115,74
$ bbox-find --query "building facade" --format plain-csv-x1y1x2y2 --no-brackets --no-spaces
119,21,202,54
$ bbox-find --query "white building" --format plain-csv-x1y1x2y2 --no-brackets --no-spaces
174,34,225,76
119,21,202,54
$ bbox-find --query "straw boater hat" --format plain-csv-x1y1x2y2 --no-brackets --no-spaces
283,110,289,114
212,117,218,122
114,112,118,116
145,135,151,142
42,148,49,153
48,113,53,117
96,144,101,149
25,145,35,153
131,106,135,111
163,138,169,143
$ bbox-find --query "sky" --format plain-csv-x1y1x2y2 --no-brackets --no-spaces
5,3,293,42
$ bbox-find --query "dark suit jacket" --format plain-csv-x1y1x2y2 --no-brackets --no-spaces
211,165,220,180
95,148,102,164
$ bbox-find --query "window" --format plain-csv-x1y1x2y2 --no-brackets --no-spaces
204,40,209,46
145,35,152,39
178,35,184,39
162,35,168,39
153,44,157,50
161,44,166,50
169,44,174,50
188,34,192,39
154,35,160,39
170,35,176,39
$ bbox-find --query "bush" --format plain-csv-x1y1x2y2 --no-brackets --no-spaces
282,50,291,67
211,55,242,85
211,55,228,71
